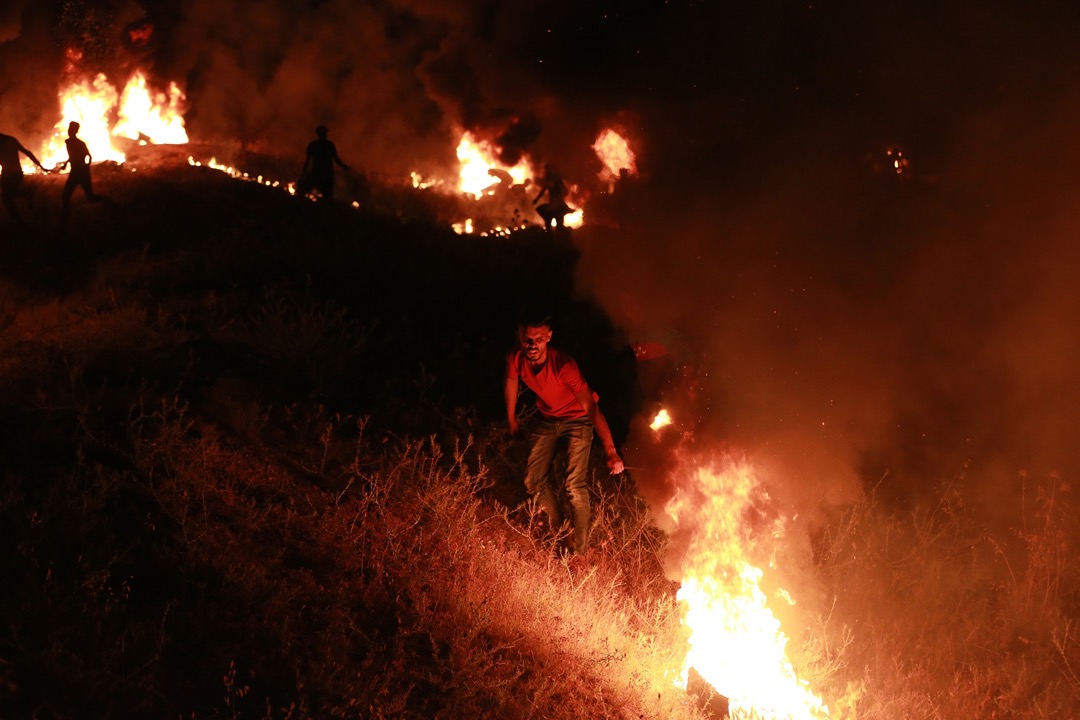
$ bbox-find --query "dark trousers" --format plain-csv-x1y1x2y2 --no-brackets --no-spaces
524,416,594,552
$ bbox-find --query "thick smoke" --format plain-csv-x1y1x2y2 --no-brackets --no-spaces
4,1,1077,528
157,0,632,179
2,0,623,179
573,2,1080,536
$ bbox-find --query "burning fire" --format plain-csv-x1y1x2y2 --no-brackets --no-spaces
886,146,909,176
563,207,585,229
35,74,122,169
446,130,585,234
113,72,189,145
666,455,829,719
650,408,673,431
593,127,637,190
456,132,533,198
32,70,187,172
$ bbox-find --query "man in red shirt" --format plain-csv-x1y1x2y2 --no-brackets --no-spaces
505,310,624,554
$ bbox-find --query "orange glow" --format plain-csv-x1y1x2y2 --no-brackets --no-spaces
410,171,442,190
113,72,188,145
188,156,294,194
455,131,533,198
666,455,829,719
35,73,123,170
650,408,673,431
451,218,475,234
32,70,188,173
886,146,909,175
593,127,637,190
564,207,585,229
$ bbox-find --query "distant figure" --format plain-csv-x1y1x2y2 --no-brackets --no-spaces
0,131,48,222
299,125,350,202
532,165,572,230
58,121,112,225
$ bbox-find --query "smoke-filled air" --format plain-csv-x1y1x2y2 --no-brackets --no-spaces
3,1,1080,718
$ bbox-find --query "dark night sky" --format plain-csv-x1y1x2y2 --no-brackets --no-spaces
3,0,1080,520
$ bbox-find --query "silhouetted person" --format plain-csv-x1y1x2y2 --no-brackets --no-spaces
299,125,350,202
533,165,572,230
58,121,112,226
0,131,48,222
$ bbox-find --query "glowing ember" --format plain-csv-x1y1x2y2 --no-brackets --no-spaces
886,146,909,175
113,72,188,145
593,128,637,190
455,132,533,198
650,408,673,431
189,156,295,194
410,171,442,190
666,456,829,719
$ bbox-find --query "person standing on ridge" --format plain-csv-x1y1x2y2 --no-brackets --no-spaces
299,125,350,202
505,309,625,555
0,131,48,222
532,164,572,230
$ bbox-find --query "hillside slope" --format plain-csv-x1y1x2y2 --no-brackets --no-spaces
1,163,689,719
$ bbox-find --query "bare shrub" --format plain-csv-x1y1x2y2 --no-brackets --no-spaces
235,282,371,396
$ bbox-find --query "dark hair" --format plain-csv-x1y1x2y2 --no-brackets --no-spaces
517,306,552,330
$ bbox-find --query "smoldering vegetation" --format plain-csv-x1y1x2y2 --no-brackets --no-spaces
1,1,1080,715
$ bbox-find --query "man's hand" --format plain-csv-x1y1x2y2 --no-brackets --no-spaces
508,417,520,435
605,448,625,475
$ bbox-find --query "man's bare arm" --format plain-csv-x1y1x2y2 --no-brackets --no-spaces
504,376,520,434
574,388,624,474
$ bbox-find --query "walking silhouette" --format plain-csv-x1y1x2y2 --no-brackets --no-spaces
58,121,114,227
532,164,572,230
298,125,351,202
0,131,48,223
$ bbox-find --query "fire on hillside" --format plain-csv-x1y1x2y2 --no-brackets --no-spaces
648,408,836,719
29,69,642,236
27,70,187,172
25,67,837,717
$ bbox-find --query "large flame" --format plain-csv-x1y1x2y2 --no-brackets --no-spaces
32,70,187,172
455,131,533,198
593,127,637,190
666,455,829,719
650,407,673,431
113,72,189,145
36,73,123,169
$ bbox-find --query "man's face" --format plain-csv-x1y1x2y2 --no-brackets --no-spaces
519,325,552,364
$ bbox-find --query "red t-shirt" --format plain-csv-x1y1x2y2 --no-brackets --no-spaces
506,347,595,420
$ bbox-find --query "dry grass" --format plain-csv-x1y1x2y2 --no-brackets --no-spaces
1,165,1078,719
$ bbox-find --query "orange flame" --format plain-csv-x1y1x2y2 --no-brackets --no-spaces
113,72,188,145
564,206,585,229
455,131,533,198
32,71,187,172
650,408,673,431
666,455,829,719
593,128,637,190
36,73,123,169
